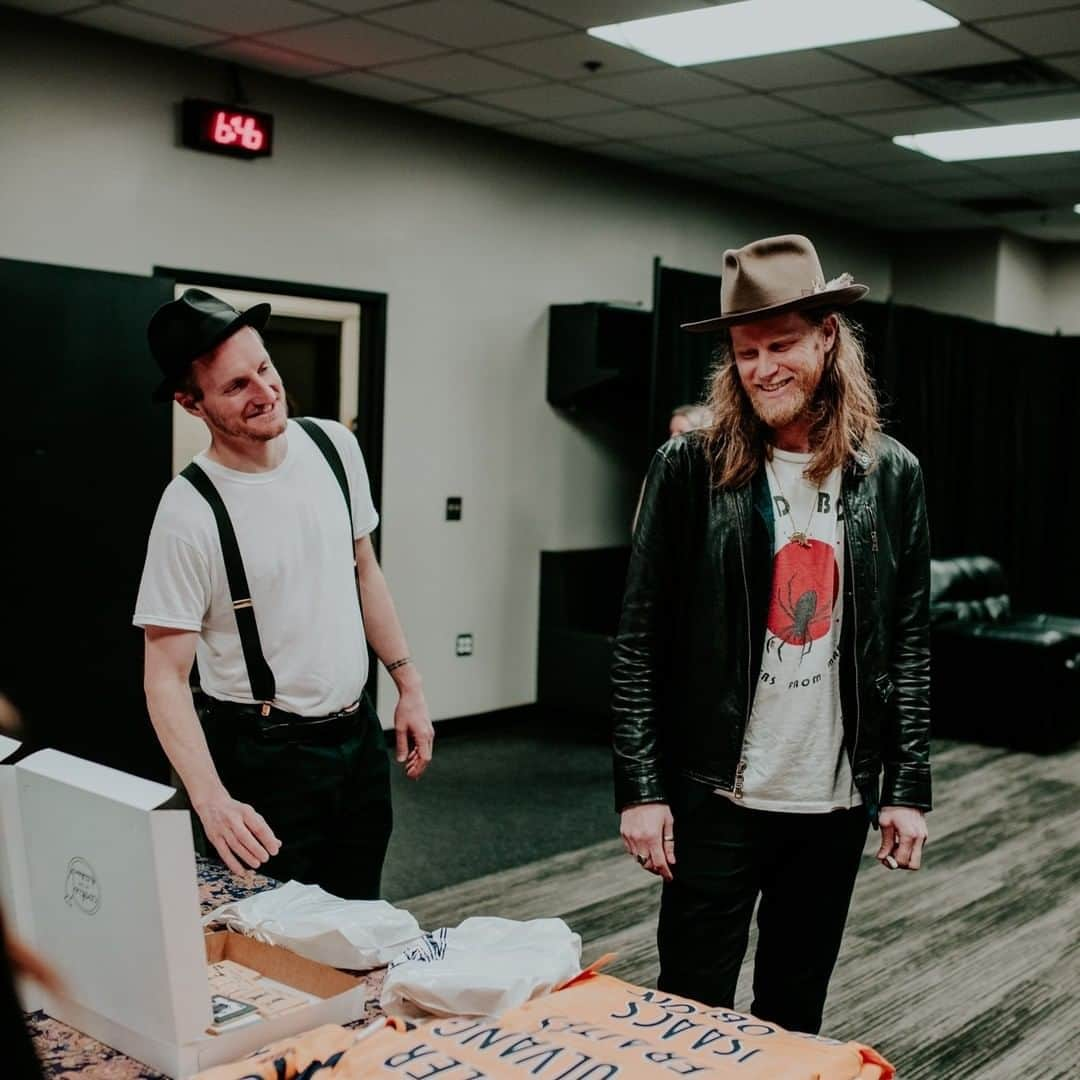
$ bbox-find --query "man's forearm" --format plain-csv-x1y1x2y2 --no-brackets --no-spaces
358,561,421,692
145,677,228,805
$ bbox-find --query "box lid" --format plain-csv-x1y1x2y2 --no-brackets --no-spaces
16,749,210,1044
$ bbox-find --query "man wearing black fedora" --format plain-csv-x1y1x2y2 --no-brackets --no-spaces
612,235,931,1032
134,288,433,898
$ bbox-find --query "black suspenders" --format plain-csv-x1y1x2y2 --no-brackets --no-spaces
180,418,360,714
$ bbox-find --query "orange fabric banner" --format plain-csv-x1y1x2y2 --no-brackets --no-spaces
203,972,894,1080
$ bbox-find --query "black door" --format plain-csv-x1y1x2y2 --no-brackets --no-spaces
0,258,174,779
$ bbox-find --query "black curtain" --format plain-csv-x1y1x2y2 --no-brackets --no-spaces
654,266,1080,616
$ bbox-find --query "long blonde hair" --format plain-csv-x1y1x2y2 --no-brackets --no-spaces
700,310,880,489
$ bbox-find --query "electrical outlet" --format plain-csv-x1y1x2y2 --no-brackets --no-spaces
455,633,473,656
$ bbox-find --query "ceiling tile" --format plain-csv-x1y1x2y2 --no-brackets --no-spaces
739,117,874,148
586,140,668,163
806,140,926,166
416,97,521,125
723,149,821,174
1045,53,1080,80
127,0,324,35
69,6,223,48
562,108,703,139
852,104,985,136
480,32,659,80
259,18,446,68
508,0,708,30
313,0,416,10
860,159,978,181
768,167,880,191
913,176,1023,198
575,67,740,106
695,50,868,91
501,119,601,145
201,39,342,77
777,78,937,115
665,94,811,128
10,0,93,13
974,150,1080,174
830,27,1018,74
976,11,1080,56
473,82,619,118
636,129,758,155
968,90,1080,124
933,0,1078,16
1008,166,1080,189
365,0,565,49
312,69,438,103
372,53,541,94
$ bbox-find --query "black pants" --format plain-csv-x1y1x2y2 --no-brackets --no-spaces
201,694,393,900
657,780,869,1035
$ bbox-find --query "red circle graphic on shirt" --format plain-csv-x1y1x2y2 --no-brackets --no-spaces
767,538,838,649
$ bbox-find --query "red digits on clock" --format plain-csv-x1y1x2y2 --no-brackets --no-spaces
212,111,236,145
238,116,264,151
211,112,264,151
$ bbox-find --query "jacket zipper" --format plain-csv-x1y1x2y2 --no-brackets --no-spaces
849,498,872,780
732,494,752,800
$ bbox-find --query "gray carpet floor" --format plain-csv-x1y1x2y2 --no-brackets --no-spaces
384,726,1080,1079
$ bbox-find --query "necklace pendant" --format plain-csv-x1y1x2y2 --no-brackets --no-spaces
790,531,811,548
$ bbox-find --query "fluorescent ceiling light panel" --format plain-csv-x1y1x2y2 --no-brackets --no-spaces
894,118,1080,161
587,0,957,68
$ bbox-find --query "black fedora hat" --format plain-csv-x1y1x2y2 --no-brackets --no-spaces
147,288,272,402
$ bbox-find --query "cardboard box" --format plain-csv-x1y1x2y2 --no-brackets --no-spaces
0,733,42,1012
14,748,368,1078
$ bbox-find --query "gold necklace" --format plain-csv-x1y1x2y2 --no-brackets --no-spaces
766,458,815,548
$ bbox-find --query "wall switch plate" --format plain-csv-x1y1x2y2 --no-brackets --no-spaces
455,633,473,656
446,497,462,521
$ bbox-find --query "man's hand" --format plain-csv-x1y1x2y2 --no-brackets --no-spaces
394,686,434,780
620,802,676,882
192,790,281,876
877,805,928,871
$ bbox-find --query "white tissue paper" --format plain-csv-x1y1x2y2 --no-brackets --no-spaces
203,880,422,970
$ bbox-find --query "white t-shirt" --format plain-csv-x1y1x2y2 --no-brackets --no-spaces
133,418,378,716
720,448,860,813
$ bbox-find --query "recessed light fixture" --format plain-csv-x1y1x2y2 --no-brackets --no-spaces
894,118,1080,161
587,0,957,68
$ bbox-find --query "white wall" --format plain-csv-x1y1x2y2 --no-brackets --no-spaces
995,234,1051,334
891,232,999,324
1046,246,1080,335
0,10,892,724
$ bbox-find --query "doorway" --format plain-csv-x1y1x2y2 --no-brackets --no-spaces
168,285,362,477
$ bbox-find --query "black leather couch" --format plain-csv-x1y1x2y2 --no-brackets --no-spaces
929,556,1080,750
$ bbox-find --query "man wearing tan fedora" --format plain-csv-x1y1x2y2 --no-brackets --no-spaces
612,235,931,1033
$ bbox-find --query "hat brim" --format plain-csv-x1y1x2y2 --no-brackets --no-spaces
152,301,272,402
680,284,868,333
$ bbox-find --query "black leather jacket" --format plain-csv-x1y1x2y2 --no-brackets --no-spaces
612,432,932,822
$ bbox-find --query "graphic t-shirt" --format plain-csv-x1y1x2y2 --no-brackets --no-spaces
720,448,860,813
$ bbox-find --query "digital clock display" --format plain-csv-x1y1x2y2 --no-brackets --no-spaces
181,99,274,160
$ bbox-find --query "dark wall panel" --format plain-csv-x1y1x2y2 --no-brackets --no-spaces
1,258,174,777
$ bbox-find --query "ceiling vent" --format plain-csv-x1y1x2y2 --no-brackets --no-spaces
956,196,1050,214
907,59,1072,101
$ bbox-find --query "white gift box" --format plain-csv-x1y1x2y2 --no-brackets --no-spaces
0,733,41,1011
10,748,369,1078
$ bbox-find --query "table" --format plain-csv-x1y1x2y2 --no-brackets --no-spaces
26,857,386,1078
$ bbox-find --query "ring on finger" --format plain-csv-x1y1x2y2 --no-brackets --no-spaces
635,853,648,866
662,835,674,842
